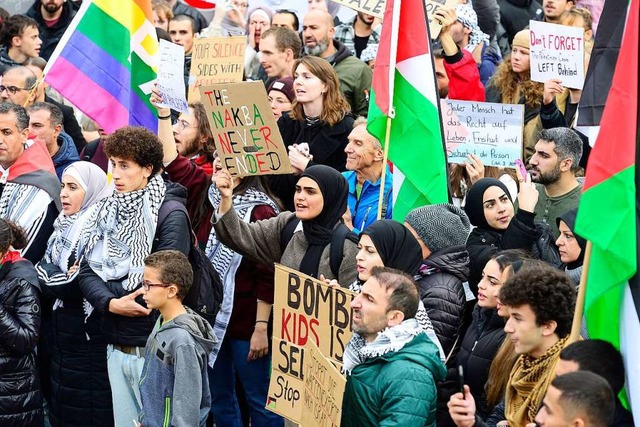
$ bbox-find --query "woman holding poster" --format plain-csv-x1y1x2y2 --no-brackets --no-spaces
485,29,544,160
270,56,354,211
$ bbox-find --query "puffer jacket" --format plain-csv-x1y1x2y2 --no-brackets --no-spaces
448,306,506,423
341,333,447,426
78,181,191,347
52,132,80,180
0,254,43,427
415,246,470,359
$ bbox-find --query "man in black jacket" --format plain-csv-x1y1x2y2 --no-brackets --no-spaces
26,0,76,61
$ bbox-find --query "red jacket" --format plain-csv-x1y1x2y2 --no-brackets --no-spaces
444,49,486,102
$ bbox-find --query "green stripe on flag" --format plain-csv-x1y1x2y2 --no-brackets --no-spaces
368,69,448,221
78,4,132,69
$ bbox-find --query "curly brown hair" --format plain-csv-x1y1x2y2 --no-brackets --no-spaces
290,56,351,126
488,57,544,109
104,126,164,177
499,261,575,338
0,219,28,252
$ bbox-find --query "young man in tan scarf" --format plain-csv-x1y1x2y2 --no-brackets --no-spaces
448,261,576,426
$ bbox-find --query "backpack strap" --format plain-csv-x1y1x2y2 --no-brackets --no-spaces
329,224,358,280
82,139,100,162
280,217,300,255
157,199,196,246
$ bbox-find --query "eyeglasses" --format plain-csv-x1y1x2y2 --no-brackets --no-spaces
0,85,30,95
174,118,195,131
142,281,173,291
232,1,248,9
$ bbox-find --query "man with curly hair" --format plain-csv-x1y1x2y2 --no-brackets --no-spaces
448,261,576,427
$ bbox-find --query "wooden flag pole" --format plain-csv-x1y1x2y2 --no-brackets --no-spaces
377,115,393,220
23,74,45,108
568,240,593,343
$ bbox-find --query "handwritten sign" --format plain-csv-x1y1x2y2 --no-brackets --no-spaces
188,36,245,102
266,265,355,423
441,99,524,167
333,0,456,37
199,82,292,177
530,20,585,89
157,40,188,113
300,340,346,427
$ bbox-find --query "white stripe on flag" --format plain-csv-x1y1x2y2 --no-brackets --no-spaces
392,168,404,208
621,285,640,425
396,54,438,104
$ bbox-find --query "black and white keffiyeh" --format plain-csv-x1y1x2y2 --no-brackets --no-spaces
206,184,279,367
82,174,166,293
342,318,424,374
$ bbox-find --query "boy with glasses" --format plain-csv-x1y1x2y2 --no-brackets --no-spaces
138,250,216,427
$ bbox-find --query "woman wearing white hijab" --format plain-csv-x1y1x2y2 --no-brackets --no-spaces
36,161,114,427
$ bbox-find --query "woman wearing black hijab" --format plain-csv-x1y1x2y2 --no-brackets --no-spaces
213,164,359,286
556,208,587,286
464,177,540,294
350,219,445,360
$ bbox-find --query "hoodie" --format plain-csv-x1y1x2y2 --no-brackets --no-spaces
0,46,21,75
52,132,80,180
139,308,216,427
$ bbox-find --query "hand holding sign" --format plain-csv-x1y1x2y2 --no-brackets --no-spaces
543,79,564,105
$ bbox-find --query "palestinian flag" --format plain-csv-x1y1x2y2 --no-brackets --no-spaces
367,0,449,221
575,0,640,420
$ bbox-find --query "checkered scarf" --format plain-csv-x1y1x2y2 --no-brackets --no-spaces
82,174,166,292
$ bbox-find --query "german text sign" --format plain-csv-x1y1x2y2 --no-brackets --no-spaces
157,40,189,113
266,264,354,422
188,36,245,102
441,99,524,167
200,82,292,177
299,340,346,427
529,20,585,89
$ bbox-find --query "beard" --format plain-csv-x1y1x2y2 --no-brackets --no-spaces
304,38,330,56
177,137,200,158
43,1,63,14
531,163,562,185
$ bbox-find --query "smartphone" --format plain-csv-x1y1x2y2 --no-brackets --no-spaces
458,365,465,399
515,158,527,178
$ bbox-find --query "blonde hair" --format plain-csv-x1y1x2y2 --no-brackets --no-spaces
290,56,351,126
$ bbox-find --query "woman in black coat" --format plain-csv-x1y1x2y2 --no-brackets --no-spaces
36,162,113,426
270,56,354,211
0,219,43,426
464,177,540,295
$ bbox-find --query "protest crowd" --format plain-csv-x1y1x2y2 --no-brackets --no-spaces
0,0,637,426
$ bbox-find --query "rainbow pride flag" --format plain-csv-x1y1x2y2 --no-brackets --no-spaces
44,0,158,133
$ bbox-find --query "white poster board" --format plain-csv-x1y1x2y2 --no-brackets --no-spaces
441,100,524,167
157,40,189,113
529,20,586,89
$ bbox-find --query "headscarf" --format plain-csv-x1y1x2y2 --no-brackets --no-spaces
245,5,273,33
456,4,490,50
556,208,586,268
361,219,423,275
298,165,349,278
43,162,111,271
464,178,513,231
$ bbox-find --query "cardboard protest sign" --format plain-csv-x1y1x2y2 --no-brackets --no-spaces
441,99,524,167
529,20,585,89
157,40,188,113
199,81,292,177
332,0,456,37
188,36,245,102
299,340,346,427
267,264,355,423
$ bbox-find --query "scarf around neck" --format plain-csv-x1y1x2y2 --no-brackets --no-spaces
206,184,279,367
82,174,166,292
505,335,569,425
342,318,424,374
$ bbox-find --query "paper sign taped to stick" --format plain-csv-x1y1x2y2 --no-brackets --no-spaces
199,81,292,177
266,264,355,422
529,20,585,89
441,99,524,167
188,36,245,102
157,40,189,113
332,0,456,37
299,340,346,427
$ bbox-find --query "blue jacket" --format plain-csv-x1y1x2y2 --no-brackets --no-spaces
52,132,80,180
139,308,216,427
343,167,393,234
